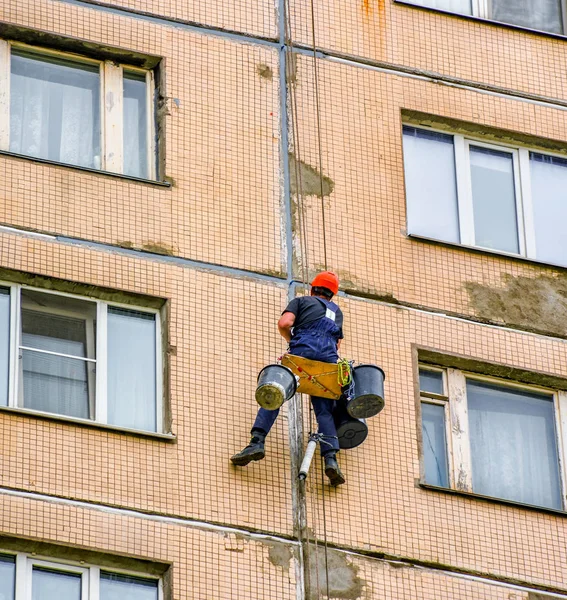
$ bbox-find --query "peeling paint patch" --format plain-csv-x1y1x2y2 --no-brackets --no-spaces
308,547,364,599
256,64,273,80
289,154,334,198
464,273,567,337
117,240,177,256
117,240,135,250
141,241,177,256
265,540,293,569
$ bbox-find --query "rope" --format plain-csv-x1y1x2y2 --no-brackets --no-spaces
284,0,334,595
284,0,310,288
337,358,352,387
338,358,356,401
308,3,334,593
320,453,331,600
309,0,328,271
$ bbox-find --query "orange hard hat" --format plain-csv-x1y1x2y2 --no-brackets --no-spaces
311,271,339,295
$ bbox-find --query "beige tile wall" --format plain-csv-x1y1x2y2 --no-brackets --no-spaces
0,491,299,599
88,0,278,39
289,0,567,100
1,0,567,596
0,0,284,275
0,230,293,535
289,53,567,330
2,230,567,589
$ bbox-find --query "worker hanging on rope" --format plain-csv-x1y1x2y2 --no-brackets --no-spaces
231,271,347,486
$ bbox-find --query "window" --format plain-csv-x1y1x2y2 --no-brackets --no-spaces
0,283,163,433
419,368,450,488
405,0,565,35
0,553,161,600
419,366,565,510
402,125,567,268
0,40,155,179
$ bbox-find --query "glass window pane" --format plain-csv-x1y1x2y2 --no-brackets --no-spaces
419,369,444,395
421,403,449,487
403,126,460,244
0,555,16,600
404,0,472,14
470,146,519,254
10,50,101,169
491,0,563,34
32,567,81,600
21,350,90,419
100,572,158,600
530,153,567,267
19,290,96,419
0,288,10,407
467,380,562,509
108,307,157,431
123,71,149,179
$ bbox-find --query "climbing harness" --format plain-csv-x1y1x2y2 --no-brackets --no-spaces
281,354,343,399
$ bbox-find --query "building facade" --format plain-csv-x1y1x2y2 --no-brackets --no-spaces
0,0,567,598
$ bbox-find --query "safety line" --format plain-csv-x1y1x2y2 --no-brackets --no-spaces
281,2,323,596
308,0,328,272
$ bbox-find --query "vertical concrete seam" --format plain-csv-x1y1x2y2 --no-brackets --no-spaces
278,0,307,596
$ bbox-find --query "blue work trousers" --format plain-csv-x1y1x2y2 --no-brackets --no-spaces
252,397,339,456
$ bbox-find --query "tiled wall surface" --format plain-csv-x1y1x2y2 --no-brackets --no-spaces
0,0,284,275
289,0,567,99
2,230,567,593
288,53,567,331
0,492,300,599
0,231,293,536
84,0,279,39
1,0,567,598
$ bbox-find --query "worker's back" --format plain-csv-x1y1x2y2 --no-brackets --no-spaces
287,295,343,363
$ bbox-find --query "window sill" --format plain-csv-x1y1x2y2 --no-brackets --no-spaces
420,482,566,517
407,233,567,273
0,405,176,442
394,1,567,42
0,150,171,187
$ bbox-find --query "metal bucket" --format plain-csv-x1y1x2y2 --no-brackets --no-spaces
255,364,297,410
347,364,385,419
333,400,368,450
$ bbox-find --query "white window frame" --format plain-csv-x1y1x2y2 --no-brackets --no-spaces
1,281,164,434
1,552,163,600
402,0,567,35
419,365,567,510
0,39,156,179
18,290,98,417
404,124,567,266
419,366,455,488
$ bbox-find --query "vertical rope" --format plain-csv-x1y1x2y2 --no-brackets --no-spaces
285,1,334,597
309,0,328,271
284,0,310,287
283,4,321,598
320,456,331,600
309,1,333,597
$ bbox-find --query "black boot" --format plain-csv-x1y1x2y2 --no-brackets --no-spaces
231,432,266,466
324,453,346,486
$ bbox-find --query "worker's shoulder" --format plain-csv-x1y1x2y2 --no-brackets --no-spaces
298,296,327,310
